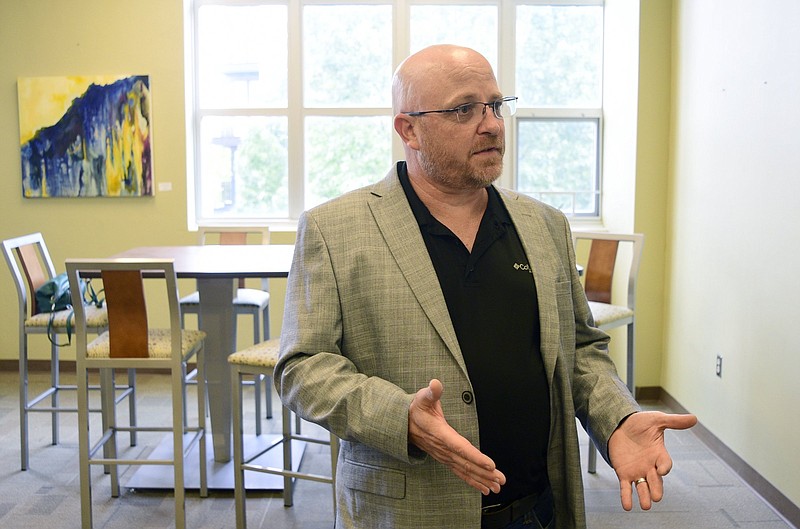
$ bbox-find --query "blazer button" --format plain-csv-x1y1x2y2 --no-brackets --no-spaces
461,391,474,405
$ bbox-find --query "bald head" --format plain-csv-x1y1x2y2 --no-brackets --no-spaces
392,45,498,115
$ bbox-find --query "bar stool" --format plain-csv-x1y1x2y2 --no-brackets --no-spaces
229,338,338,529
2,232,135,471
66,258,208,529
180,227,272,430
572,232,644,473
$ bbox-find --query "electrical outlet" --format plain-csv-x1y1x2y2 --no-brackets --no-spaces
715,355,723,378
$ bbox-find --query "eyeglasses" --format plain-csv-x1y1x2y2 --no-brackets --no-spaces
402,96,518,124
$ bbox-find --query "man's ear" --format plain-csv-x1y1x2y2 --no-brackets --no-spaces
394,114,420,150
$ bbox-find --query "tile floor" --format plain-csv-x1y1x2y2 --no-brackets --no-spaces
0,370,794,529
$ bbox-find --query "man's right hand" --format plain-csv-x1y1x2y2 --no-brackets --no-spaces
408,379,506,495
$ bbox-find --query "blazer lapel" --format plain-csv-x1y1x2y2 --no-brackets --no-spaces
367,169,469,377
498,190,564,386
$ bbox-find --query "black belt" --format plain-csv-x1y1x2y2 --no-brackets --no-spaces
481,487,553,529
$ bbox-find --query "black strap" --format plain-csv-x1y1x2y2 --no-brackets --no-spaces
83,278,104,308
43,278,104,347
45,306,75,347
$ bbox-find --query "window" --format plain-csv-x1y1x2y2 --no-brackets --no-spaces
188,0,604,224
515,4,603,216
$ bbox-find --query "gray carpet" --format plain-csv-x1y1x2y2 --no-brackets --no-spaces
0,370,793,529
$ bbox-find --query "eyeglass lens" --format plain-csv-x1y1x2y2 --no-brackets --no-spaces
456,99,517,122
493,98,516,118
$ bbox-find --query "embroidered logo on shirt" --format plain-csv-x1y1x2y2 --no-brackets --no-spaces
514,262,532,273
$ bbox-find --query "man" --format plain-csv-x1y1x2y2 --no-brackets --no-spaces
274,44,697,528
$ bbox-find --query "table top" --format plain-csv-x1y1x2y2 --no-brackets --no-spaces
111,245,295,278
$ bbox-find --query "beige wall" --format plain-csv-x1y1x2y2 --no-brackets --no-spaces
664,0,800,507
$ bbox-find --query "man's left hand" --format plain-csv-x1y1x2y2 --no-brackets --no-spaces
608,411,698,511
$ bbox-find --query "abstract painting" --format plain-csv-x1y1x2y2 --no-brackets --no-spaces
18,74,152,198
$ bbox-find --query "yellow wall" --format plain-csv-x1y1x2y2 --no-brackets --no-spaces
0,0,653,384
0,0,190,257
634,1,672,389
0,0,287,362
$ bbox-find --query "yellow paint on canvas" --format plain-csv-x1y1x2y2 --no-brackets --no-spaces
103,87,150,195
17,74,127,144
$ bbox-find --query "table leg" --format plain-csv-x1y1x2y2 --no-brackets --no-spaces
196,277,237,463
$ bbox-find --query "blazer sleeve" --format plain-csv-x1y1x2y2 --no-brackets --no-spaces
274,210,420,464
562,218,640,463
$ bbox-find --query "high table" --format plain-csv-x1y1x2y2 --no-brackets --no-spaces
111,244,296,489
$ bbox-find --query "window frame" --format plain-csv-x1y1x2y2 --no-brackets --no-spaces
512,109,603,217
186,0,605,227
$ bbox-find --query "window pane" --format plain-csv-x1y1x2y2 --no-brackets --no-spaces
190,2,605,223
305,116,392,209
517,119,599,215
304,5,392,107
410,5,498,73
198,5,288,108
199,116,288,218
516,5,603,107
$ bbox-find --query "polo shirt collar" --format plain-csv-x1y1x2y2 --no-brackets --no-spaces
396,161,513,235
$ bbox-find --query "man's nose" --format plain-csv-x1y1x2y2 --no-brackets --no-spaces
477,105,502,133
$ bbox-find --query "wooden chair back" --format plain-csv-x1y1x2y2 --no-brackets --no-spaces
583,239,619,304
572,232,644,311
67,258,181,361
3,233,57,317
198,227,270,289
103,269,149,358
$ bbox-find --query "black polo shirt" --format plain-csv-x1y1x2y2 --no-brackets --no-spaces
398,163,551,507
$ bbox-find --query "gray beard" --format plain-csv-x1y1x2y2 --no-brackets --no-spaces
417,151,502,190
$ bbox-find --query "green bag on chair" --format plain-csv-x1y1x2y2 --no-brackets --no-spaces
35,272,75,314
35,272,103,346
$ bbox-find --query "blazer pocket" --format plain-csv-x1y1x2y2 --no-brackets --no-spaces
339,457,407,499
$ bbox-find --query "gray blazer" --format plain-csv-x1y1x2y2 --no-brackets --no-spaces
275,167,639,529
